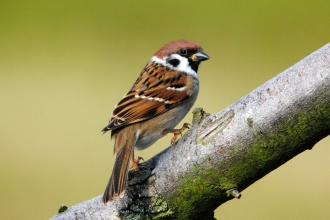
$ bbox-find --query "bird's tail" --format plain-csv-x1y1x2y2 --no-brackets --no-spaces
102,126,138,203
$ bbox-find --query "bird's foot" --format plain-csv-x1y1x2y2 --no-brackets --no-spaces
130,156,144,171
163,123,191,146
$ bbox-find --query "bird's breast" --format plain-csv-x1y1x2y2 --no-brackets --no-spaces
135,89,198,150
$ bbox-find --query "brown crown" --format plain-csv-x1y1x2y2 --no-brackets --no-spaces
154,40,203,59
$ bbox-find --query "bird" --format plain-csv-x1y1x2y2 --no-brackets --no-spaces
101,40,209,203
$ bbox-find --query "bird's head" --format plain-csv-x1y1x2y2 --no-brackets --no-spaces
153,40,210,74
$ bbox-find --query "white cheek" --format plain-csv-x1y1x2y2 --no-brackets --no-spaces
169,54,190,72
151,56,197,77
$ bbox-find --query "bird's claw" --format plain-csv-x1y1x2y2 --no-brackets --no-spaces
164,123,192,146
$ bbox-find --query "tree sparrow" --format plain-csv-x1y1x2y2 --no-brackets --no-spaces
102,40,209,203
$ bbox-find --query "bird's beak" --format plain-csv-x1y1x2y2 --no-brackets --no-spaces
191,51,210,62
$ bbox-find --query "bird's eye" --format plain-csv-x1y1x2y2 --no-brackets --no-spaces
180,48,187,55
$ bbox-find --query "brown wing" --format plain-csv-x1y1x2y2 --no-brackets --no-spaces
102,61,191,133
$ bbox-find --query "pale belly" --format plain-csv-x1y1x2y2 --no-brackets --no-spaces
135,94,197,150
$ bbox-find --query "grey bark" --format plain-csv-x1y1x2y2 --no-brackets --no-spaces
51,43,330,220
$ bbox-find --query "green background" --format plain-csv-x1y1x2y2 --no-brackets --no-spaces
1,1,330,219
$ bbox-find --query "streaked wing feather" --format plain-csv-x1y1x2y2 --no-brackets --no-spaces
102,61,190,132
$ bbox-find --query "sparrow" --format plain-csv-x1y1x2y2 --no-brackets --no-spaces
102,40,209,203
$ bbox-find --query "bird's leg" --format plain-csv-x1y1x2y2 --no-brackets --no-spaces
163,123,191,146
129,151,144,171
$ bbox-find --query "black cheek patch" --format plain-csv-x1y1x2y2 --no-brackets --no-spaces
168,59,180,67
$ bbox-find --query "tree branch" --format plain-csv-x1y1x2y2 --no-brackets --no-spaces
51,43,330,220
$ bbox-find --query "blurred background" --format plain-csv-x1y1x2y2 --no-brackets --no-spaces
1,1,330,219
